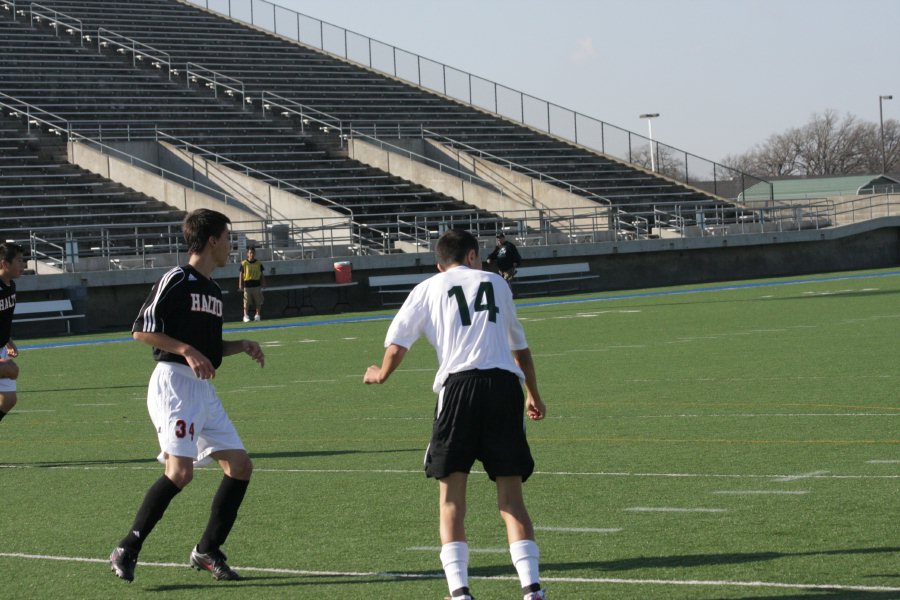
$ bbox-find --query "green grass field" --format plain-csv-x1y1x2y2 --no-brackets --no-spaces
1,268,898,599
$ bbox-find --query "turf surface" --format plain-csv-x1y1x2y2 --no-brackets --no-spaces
1,268,897,599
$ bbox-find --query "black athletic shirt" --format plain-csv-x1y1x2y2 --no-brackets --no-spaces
132,265,224,368
0,279,15,347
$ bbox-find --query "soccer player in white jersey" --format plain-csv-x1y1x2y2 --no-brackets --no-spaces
109,209,265,583
364,228,548,600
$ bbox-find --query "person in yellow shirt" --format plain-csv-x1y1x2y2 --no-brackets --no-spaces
238,247,265,322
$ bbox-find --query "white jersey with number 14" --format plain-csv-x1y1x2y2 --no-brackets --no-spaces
385,265,527,393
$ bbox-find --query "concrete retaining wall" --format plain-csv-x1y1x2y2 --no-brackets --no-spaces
12,218,900,337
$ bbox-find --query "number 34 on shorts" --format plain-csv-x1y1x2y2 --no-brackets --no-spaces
174,419,195,440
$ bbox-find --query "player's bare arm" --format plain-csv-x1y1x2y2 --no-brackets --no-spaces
0,358,18,380
133,331,216,380
364,343,408,384
513,348,546,420
224,339,265,367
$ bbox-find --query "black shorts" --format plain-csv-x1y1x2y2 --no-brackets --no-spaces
425,368,535,482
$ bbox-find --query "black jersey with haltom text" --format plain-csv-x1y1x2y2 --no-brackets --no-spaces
132,265,224,368
0,279,15,347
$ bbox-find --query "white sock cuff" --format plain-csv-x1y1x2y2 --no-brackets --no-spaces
509,539,539,561
440,541,469,566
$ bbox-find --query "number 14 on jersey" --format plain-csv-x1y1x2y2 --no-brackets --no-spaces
448,283,499,326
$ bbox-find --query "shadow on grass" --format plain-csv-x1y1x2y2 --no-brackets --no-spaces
1,448,421,469
458,545,900,578
146,573,428,592
732,592,900,599
567,545,900,572
251,448,419,460
23,384,147,394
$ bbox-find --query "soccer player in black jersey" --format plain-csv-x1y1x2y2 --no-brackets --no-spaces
110,209,265,583
0,242,26,424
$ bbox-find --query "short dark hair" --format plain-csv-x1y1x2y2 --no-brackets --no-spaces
182,209,231,254
436,228,478,267
0,242,25,264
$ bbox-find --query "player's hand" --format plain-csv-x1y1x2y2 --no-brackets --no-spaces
0,359,19,380
243,340,265,368
363,365,383,384
525,394,546,420
5,341,17,358
184,347,216,380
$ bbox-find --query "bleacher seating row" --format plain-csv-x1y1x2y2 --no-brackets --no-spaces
27,0,727,209
0,123,186,238
0,11,503,248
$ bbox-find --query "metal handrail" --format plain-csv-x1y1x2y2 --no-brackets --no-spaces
29,2,85,46
97,27,173,79
420,128,613,207
71,133,282,220
261,91,343,134
185,0,772,202
153,129,355,221
0,91,70,137
261,92,530,207
186,62,248,105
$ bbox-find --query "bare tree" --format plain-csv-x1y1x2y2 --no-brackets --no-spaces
723,110,900,177
630,144,684,180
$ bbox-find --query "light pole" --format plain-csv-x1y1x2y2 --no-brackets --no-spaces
879,95,892,174
640,113,660,172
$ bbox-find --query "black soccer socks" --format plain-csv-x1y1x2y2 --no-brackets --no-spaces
119,475,182,553
196,475,249,554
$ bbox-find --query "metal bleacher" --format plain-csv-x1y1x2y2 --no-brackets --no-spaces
0,3,504,252
25,0,729,212
0,120,185,246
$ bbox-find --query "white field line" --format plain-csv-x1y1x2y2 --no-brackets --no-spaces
867,459,900,464
535,526,623,533
406,546,508,554
0,464,898,480
773,471,829,482
624,507,726,513
627,413,900,418
712,490,809,495
2,552,898,593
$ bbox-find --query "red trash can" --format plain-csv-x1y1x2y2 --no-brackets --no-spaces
333,261,352,283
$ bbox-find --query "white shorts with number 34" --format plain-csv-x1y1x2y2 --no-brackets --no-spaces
0,346,15,393
147,361,244,466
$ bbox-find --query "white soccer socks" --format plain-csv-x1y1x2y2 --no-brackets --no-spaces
440,541,470,598
510,539,542,597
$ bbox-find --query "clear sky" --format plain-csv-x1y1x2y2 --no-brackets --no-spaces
229,0,900,163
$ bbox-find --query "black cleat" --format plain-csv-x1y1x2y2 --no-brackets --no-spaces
189,545,242,581
109,546,137,582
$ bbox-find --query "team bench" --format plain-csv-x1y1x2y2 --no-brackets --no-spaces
13,299,86,334
226,282,358,315
511,262,599,296
368,262,598,306
367,273,433,307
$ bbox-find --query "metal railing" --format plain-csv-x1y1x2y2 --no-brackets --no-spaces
28,233,69,273
0,91,70,137
153,129,354,220
28,2,85,46
97,27,173,79
186,62,248,104
261,91,342,134
185,0,772,202
74,133,279,220
420,128,612,205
